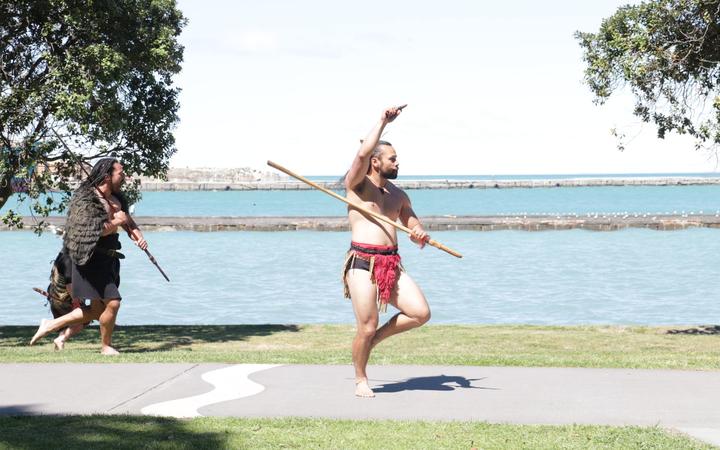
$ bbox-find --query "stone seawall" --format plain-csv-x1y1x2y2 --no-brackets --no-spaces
138,177,720,191
6,215,720,232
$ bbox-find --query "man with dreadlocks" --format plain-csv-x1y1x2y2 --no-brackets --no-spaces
342,105,431,397
30,158,147,355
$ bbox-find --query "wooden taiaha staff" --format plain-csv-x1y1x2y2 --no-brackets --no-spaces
267,160,463,258
33,287,62,302
51,129,170,282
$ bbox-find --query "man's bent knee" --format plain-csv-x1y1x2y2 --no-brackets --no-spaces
103,299,121,311
414,308,431,325
357,323,377,340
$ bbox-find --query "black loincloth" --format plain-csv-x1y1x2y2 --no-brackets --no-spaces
71,234,122,301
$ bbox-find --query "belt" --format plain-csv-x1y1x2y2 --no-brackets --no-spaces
97,248,125,259
350,243,398,255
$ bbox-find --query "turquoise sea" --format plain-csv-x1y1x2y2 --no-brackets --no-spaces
2,177,720,325
306,172,720,181
2,229,720,325
6,184,720,217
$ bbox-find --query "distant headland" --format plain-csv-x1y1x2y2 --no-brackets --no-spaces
137,168,720,191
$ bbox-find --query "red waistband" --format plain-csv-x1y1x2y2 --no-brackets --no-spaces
350,241,398,251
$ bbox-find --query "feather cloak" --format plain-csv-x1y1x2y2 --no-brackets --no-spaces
63,185,107,266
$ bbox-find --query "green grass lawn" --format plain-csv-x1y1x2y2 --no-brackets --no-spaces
0,416,712,450
2,324,718,449
2,323,719,368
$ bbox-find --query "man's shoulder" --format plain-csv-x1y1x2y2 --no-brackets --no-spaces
346,175,369,193
387,182,409,199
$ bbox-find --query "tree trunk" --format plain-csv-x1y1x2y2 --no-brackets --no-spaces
0,174,13,211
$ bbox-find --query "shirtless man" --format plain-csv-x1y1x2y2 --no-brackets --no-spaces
30,158,147,354
342,105,431,397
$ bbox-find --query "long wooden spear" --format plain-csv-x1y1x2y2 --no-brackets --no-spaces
51,129,170,281
32,287,62,302
267,160,463,258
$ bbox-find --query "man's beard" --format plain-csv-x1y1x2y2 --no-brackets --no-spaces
381,168,398,179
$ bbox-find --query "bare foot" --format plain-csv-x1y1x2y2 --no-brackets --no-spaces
30,319,52,346
53,336,66,351
355,379,375,398
100,346,120,356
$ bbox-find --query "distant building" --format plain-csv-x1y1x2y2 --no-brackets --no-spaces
6,146,88,193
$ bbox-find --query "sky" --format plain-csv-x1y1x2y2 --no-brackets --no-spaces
170,0,719,176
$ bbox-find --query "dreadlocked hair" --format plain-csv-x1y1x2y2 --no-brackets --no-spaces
81,157,128,212
82,157,118,188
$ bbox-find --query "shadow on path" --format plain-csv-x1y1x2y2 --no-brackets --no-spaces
0,404,43,416
666,325,720,335
373,375,497,393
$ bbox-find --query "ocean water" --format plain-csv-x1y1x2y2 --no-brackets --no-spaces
6,184,720,217
306,172,720,181
2,228,720,325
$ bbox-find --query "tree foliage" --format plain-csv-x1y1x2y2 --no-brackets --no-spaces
576,0,720,151
0,0,185,230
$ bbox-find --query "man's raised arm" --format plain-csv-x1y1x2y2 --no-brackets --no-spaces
344,105,405,191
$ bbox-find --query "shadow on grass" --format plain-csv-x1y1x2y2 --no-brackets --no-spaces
373,375,496,394
0,324,300,352
0,415,228,449
666,325,720,335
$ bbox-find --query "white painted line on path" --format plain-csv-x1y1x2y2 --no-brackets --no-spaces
141,364,281,418
675,428,720,447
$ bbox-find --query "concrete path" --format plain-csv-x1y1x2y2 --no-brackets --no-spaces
1,364,719,446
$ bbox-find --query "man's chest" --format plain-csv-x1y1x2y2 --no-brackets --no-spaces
98,195,121,216
359,191,402,217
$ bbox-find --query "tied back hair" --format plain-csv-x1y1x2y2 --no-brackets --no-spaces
366,140,392,174
362,139,393,159
340,140,393,184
